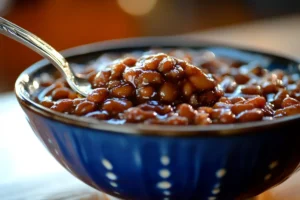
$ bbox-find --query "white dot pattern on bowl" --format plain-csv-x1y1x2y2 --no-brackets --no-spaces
212,188,220,195
158,156,172,199
157,181,172,189
264,160,279,182
106,172,118,180
264,174,272,181
110,182,118,187
101,158,120,192
102,159,113,170
161,156,170,166
208,197,216,200
207,168,227,199
159,169,171,178
269,161,279,169
216,169,226,178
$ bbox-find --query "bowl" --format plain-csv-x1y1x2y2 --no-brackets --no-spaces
15,37,300,200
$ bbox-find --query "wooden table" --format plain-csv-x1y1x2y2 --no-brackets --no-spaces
1,14,300,200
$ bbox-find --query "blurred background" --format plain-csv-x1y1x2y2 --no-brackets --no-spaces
0,0,300,93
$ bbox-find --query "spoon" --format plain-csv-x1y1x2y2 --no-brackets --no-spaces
0,17,90,97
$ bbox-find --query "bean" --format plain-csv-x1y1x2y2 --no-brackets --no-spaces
275,104,300,117
123,68,143,86
73,98,86,106
110,83,134,98
136,71,162,87
139,103,173,115
262,82,278,94
198,87,224,106
177,104,196,123
219,110,236,124
194,113,212,125
220,77,237,93
87,88,109,103
122,57,137,66
159,82,177,103
158,57,176,72
282,97,299,108
237,109,264,122
146,115,188,125
110,63,126,80
273,89,289,109
107,80,122,90
123,107,157,122
230,97,245,104
231,104,255,115
213,102,232,109
102,99,132,116
241,85,262,95
182,81,195,97
189,72,216,91
197,107,213,114
88,72,97,84
41,100,54,108
163,65,185,80
250,65,266,76
85,110,109,120
219,97,231,104
143,53,168,70
51,88,71,100
211,108,226,120
245,96,266,108
234,73,250,84
68,92,78,99
75,101,96,116
137,86,156,100
92,70,111,88
50,99,74,113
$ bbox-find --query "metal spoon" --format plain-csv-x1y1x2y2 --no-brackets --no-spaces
0,17,90,97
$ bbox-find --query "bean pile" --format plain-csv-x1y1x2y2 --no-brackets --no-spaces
37,50,300,125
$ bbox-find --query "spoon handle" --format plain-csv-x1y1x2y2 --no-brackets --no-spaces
0,17,84,94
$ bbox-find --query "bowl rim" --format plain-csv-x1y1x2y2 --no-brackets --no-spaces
15,36,300,137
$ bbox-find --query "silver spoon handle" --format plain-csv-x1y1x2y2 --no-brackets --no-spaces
0,17,76,87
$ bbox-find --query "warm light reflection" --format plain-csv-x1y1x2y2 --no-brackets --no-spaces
117,0,157,16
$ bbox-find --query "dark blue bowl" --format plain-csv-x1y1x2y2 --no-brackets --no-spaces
15,37,300,200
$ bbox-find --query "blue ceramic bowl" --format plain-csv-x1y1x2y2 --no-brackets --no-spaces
15,37,300,200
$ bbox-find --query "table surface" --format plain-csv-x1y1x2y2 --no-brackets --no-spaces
1,14,300,200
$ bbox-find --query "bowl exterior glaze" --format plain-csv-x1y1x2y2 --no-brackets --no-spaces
21,105,300,200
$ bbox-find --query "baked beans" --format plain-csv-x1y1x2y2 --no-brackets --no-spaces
35,49,300,125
